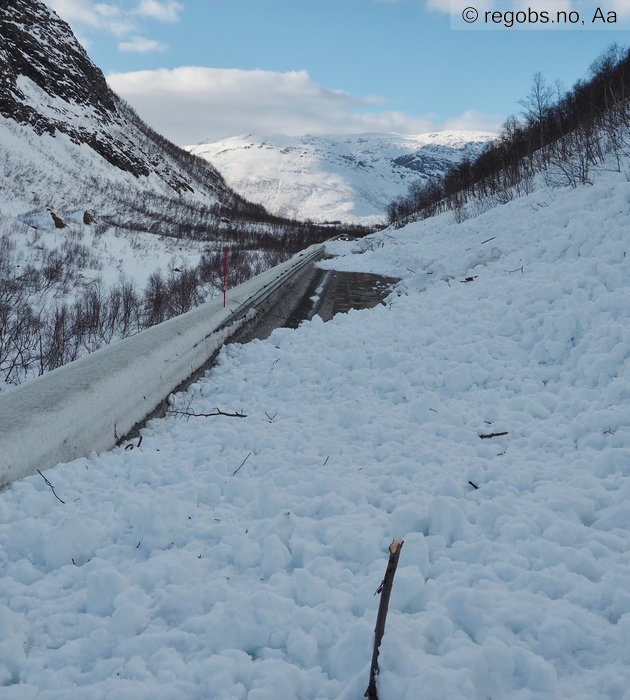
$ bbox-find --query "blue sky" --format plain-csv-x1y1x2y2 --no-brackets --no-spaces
44,1,628,145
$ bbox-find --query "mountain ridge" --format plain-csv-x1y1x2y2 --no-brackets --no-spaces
0,0,246,206
188,131,496,225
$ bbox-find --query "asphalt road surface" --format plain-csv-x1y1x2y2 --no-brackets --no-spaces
231,263,399,343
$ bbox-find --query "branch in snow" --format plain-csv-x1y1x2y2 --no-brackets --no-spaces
365,539,404,700
168,407,247,419
37,470,65,504
232,452,252,476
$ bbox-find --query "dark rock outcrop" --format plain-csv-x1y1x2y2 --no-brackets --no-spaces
0,0,223,191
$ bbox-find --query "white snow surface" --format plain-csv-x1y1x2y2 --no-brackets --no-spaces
1,164,630,699
187,131,495,225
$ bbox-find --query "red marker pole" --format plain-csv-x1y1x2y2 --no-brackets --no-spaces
223,248,227,308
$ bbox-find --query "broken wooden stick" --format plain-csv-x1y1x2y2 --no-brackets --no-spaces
232,452,252,477
365,538,404,700
37,470,65,504
168,407,247,419
479,431,508,439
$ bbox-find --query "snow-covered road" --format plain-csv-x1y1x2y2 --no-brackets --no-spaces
1,165,630,699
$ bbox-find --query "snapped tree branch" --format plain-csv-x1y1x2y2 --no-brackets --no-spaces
37,470,65,504
365,539,404,700
168,407,247,419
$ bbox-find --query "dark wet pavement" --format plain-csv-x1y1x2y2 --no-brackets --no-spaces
231,262,399,343
285,269,399,326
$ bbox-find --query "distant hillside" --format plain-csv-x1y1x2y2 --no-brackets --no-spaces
187,132,495,225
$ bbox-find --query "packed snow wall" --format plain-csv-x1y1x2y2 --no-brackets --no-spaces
0,247,323,489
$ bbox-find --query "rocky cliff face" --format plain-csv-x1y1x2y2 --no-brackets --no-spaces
0,0,224,192
0,0,116,123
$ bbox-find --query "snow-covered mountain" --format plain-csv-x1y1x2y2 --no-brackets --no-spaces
0,0,338,387
188,131,496,225
0,0,260,225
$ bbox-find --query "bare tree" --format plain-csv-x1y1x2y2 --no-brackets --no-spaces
519,71,554,151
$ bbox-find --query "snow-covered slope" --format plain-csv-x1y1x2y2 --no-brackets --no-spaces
188,131,495,225
1,150,628,697
0,1,237,388
0,0,253,281
0,0,318,269
0,0,229,202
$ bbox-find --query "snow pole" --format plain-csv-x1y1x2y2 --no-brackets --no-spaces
365,538,404,700
223,248,227,308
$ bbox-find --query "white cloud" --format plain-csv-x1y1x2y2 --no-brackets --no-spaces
512,0,574,11
607,0,630,17
107,67,501,145
44,0,104,25
43,0,182,44
118,35,168,53
44,0,130,34
425,0,454,11
135,0,184,22
441,109,504,132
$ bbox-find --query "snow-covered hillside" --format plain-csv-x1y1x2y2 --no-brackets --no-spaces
0,1,238,212
188,131,495,225
1,148,629,697
0,0,251,299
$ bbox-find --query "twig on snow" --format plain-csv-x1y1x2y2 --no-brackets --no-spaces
124,436,144,452
168,407,247,420
37,470,65,504
232,452,252,476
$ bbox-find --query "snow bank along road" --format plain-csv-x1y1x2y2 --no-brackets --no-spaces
0,245,323,490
